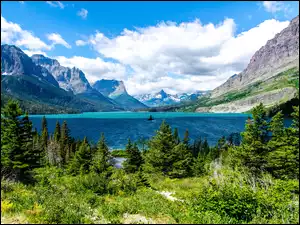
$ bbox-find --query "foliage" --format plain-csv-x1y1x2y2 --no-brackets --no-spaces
1,100,299,224
123,139,143,173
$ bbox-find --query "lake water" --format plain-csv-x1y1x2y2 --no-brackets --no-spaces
28,112,253,149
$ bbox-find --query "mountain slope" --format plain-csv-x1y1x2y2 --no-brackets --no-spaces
92,79,147,110
212,15,299,98
1,45,59,87
31,54,121,110
31,54,92,94
1,45,123,113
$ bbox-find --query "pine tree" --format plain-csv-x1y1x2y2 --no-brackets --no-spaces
1,101,41,181
191,137,202,158
68,137,92,175
60,120,71,164
269,111,284,138
143,120,177,175
227,132,241,146
217,136,226,150
173,128,180,145
90,133,113,175
123,139,143,173
192,152,207,176
238,103,270,175
54,121,61,142
183,129,190,146
202,138,210,155
266,107,299,179
169,142,193,178
39,116,48,165
41,116,47,132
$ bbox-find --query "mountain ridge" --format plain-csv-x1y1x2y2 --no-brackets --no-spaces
212,15,299,98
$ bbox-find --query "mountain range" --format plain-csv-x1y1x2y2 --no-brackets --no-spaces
1,45,147,113
135,89,210,107
1,15,299,114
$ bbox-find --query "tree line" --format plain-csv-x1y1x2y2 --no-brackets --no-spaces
1,100,299,184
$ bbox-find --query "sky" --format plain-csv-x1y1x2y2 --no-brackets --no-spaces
1,1,299,95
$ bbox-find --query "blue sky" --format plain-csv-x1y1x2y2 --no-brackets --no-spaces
1,1,299,95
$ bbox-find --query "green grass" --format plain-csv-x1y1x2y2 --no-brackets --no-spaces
2,161,299,224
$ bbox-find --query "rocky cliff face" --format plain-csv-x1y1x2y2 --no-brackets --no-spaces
92,79,127,98
212,15,299,98
1,45,59,87
92,79,147,110
31,54,92,94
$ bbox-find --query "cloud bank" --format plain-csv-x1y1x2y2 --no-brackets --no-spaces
74,18,289,95
1,15,290,95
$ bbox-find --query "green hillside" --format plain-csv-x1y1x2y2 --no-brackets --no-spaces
1,75,123,114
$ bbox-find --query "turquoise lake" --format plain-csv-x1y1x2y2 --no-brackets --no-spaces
29,112,254,149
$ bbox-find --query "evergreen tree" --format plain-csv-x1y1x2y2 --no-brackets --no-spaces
90,133,113,175
202,138,210,155
1,101,41,181
238,103,270,175
217,136,227,150
41,116,47,132
192,152,207,176
54,121,61,142
183,129,190,146
227,132,241,146
143,120,177,175
123,139,143,173
191,137,202,158
60,121,71,164
169,142,193,178
173,128,180,145
68,137,92,175
266,107,299,179
136,170,151,187
269,111,284,138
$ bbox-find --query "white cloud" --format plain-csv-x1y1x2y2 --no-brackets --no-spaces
19,1,24,4
77,8,88,19
262,1,293,17
47,33,71,49
46,1,64,9
262,1,283,13
75,40,87,46
76,18,289,95
1,16,51,50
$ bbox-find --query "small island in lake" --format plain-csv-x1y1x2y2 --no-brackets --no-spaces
148,115,154,120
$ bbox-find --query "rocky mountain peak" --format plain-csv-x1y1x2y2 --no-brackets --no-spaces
1,44,59,87
92,79,127,98
31,54,60,66
31,54,93,94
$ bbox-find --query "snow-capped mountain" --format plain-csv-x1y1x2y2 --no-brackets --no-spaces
135,89,210,107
